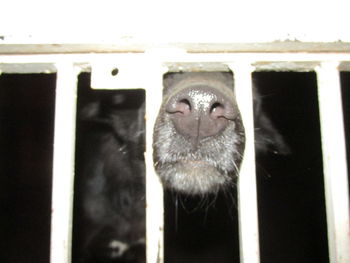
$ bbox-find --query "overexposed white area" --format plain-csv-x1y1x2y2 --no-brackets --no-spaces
0,0,349,44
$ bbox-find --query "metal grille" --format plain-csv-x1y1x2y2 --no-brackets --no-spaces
0,49,350,263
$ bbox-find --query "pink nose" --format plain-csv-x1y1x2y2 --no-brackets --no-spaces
165,85,238,144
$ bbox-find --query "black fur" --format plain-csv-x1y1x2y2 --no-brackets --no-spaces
73,88,146,263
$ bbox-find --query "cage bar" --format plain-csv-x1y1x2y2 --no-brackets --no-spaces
50,63,79,263
143,58,168,263
2,42,350,55
228,63,260,263
3,53,350,69
91,57,148,90
316,62,350,263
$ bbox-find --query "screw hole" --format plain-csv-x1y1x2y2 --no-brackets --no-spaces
111,68,119,76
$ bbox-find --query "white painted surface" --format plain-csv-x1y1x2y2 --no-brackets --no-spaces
50,62,79,263
316,63,350,263
229,62,260,263
0,0,350,44
143,53,168,263
3,53,350,67
91,59,148,90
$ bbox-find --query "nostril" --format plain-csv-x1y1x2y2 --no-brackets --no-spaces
210,102,225,119
164,85,238,142
210,101,238,120
167,98,191,116
178,99,191,115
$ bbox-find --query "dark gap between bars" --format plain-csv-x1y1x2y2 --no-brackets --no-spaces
0,73,56,263
254,72,329,263
340,72,350,200
72,73,146,263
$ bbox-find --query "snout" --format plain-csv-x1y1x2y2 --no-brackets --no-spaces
165,85,239,147
153,72,245,195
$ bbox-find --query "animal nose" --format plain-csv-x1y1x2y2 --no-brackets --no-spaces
165,85,238,143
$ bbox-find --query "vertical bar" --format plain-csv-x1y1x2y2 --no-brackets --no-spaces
50,62,79,263
229,62,260,263
316,62,350,263
143,54,167,263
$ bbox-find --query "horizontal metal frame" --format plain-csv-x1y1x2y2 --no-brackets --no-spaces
1,53,350,73
2,42,350,55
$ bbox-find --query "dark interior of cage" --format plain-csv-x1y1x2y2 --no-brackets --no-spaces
0,74,56,263
1,71,350,263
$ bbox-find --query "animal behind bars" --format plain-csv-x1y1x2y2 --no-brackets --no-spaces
74,72,288,263
154,72,289,195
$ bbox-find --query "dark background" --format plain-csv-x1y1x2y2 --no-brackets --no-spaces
254,72,329,263
341,72,350,194
0,74,55,263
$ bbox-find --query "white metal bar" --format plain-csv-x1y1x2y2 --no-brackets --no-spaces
1,42,350,54
0,63,56,73
90,58,148,90
50,62,79,263
2,53,350,67
143,52,168,263
316,62,350,263
228,62,260,263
